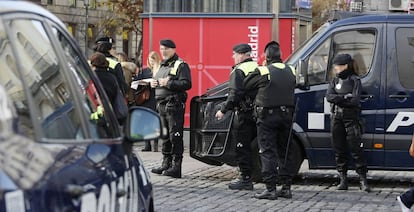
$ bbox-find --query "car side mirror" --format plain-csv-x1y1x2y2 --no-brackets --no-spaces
125,107,163,142
296,59,310,90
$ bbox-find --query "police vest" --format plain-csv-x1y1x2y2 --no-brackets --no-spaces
154,59,184,99
333,77,354,95
255,63,296,107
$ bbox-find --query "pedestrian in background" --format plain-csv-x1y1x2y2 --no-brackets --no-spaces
151,39,192,178
215,43,258,190
397,135,414,212
244,41,296,200
137,51,160,152
326,53,370,192
120,61,138,106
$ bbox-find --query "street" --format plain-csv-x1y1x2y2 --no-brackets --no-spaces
136,145,414,212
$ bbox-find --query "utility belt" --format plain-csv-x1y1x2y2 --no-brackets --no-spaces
157,94,186,113
332,105,359,114
255,105,293,116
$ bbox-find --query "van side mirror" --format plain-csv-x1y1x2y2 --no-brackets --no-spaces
125,107,163,142
296,59,310,90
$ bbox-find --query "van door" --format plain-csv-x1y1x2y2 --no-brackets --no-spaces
298,25,382,168
384,25,414,168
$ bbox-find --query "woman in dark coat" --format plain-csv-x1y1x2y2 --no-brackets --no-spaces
134,51,160,151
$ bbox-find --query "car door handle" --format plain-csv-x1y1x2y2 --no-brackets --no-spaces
360,94,374,100
389,94,410,98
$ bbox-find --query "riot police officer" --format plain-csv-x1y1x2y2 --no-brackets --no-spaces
244,41,296,200
215,43,258,190
151,39,192,178
326,53,370,192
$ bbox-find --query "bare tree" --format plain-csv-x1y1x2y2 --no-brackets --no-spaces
312,0,349,31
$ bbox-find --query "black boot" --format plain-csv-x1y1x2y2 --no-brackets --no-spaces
228,175,253,190
359,174,371,192
141,141,152,152
153,140,158,152
163,157,182,178
278,184,292,199
337,172,348,190
254,185,277,200
151,155,172,174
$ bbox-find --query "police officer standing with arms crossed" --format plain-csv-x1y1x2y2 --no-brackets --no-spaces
216,43,258,190
326,53,370,192
244,41,296,200
151,39,192,178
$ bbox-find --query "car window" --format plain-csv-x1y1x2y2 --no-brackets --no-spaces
4,18,85,140
395,28,414,89
50,26,119,139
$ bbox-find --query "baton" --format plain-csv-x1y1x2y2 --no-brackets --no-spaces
283,98,299,168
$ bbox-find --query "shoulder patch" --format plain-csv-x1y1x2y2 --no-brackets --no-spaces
170,60,184,75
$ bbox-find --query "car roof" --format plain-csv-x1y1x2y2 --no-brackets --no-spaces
332,13,414,27
0,1,66,28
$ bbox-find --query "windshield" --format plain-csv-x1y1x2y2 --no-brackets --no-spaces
285,23,330,66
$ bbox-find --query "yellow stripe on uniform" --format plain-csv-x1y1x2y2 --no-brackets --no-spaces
258,66,270,80
236,61,258,76
170,60,183,76
107,58,118,69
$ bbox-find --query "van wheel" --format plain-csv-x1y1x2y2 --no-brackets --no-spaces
250,137,305,182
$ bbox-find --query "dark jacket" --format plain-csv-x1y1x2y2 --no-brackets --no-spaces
220,58,258,113
326,69,361,108
95,67,120,105
103,52,128,95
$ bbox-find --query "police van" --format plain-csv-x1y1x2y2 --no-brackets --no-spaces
190,13,414,178
0,1,160,211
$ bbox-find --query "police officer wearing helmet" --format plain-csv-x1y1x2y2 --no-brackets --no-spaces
215,43,258,190
244,41,296,200
94,36,128,96
150,39,192,178
326,53,370,192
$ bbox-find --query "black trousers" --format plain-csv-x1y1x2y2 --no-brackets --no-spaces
401,187,414,208
157,100,185,158
256,107,293,187
231,110,256,177
330,108,367,174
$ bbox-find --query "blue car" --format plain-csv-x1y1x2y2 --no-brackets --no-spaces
0,1,160,211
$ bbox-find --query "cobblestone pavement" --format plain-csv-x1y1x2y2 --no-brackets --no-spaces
136,148,414,212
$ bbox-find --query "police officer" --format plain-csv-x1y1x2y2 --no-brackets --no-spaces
215,43,258,190
150,39,192,178
326,53,370,192
94,37,128,95
244,41,296,200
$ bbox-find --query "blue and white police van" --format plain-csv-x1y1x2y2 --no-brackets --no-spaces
190,13,414,179
0,1,160,211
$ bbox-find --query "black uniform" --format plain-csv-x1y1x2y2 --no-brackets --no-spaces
154,53,191,166
326,68,367,175
244,62,296,192
220,58,258,180
103,52,128,95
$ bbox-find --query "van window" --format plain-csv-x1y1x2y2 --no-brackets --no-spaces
5,19,84,140
331,29,376,78
307,37,331,85
395,28,414,89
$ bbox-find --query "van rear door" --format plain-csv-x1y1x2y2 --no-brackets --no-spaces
384,24,414,168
